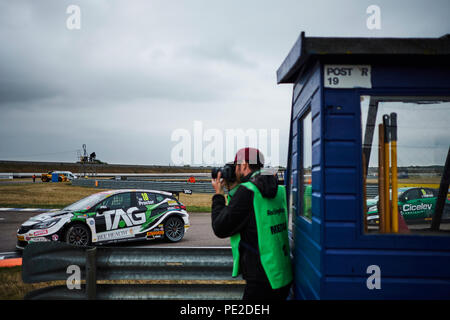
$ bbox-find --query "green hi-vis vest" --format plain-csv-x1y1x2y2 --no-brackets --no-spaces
227,178,293,289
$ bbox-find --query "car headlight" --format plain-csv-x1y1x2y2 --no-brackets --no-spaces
34,218,60,229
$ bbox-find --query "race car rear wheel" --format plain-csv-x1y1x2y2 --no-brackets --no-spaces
65,223,91,247
164,216,184,242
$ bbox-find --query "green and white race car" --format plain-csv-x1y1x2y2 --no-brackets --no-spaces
366,187,450,225
17,189,190,249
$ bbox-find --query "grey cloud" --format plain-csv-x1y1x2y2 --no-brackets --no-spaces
183,42,258,68
0,0,449,165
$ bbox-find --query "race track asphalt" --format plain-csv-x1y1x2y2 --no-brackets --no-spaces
0,210,230,258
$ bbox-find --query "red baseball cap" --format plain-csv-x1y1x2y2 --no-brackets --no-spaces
234,147,264,166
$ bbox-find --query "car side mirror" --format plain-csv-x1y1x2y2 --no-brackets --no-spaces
97,205,110,213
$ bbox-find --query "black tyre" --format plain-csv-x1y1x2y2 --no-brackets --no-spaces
164,216,185,242
65,223,91,246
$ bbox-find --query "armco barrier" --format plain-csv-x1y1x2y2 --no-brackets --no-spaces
72,178,379,197
72,178,215,193
22,242,244,300
0,172,13,179
366,184,378,198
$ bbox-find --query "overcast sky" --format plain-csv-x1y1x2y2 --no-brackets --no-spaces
0,0,449,166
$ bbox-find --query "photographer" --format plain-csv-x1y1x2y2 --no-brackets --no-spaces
211,147,292,300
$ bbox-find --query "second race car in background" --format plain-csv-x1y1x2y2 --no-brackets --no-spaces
16,189,190,249
366,187,450,225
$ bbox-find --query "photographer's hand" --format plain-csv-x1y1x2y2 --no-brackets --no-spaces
211,171,225,195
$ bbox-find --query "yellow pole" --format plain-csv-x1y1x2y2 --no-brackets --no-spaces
390,113,399,233
378,123,386,233
383,115,391,233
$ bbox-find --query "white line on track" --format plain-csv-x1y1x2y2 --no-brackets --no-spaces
0,208,55,212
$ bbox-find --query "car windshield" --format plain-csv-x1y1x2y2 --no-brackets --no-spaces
63,192,112,211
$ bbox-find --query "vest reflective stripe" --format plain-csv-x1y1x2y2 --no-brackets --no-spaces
228,181,293,289
227,186,241,277
230,233,241,276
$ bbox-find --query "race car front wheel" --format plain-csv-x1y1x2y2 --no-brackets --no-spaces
164,216,185,242
65,223,91,247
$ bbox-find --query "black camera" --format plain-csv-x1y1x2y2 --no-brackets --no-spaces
211,163,236,183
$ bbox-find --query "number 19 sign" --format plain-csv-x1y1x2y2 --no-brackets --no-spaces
324,65,372,89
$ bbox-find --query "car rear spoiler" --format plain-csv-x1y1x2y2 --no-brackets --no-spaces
168,189,192,199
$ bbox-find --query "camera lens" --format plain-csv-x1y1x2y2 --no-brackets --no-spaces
211,164,236,182
211,167,220,179
221,163,236,182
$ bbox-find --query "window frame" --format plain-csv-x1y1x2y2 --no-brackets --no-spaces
135,192,156,206
94,192,132,211
298,106,313,222
360,93,450,238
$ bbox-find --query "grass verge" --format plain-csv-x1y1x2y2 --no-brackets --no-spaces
0,182,212,212
0,266,243,300
0,266,65,300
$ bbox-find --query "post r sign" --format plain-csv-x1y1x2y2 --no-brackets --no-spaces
324,65,372,89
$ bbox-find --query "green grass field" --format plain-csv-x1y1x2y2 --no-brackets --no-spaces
0,181,212,212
